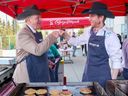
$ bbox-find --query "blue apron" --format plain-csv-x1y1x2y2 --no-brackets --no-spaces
26,27,49,82
82,29,112,87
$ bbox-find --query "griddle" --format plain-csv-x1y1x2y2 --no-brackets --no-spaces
106,80,128,96
10,82,108,96
10,83,48,96
117,84,128,95
0,66,8,72
0,65,15,85
0,57,16,85
48,85,96,96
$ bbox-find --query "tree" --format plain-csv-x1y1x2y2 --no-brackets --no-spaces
0,18,2,35
12,19,19,34
6,21,11,35
78,28,84,36
2,20,6,36
0,19,19,49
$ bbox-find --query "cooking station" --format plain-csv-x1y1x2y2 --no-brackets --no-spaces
0,57,16,96
9,82,107,96
0,65,15,85
0,57,127,96
0,57,15,84
106,80,128,96
0,66,15,95
0,66,107,96
0,66,128,96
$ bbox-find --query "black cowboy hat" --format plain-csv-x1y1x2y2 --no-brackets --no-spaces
82,2,115,18
17,5,46,20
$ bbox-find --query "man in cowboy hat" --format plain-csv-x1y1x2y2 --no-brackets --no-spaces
60,2,122,87
13,5,61,83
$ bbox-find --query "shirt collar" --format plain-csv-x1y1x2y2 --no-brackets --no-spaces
27,24,36,33
90,26,107,35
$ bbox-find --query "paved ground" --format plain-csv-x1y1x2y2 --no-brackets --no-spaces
64,48,87,82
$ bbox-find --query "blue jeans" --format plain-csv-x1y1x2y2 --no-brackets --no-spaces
72,46,76,56
49,68,55,82
123,68,128,79
49,56,61,82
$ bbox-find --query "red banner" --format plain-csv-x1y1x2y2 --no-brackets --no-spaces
41,17,90,29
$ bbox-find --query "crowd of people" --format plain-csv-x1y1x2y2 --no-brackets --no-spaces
13,2,128,88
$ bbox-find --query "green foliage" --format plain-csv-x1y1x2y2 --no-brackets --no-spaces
0,18,19,49
78,28,84,36
2,36,9,49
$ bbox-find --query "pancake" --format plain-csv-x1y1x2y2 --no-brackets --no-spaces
49,89,60,95
24,88,36,95
60,90,72,96
36,89,47,95
80,88,92,94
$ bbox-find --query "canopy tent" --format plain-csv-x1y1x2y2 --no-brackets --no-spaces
41,17,90,29
0,0,128,19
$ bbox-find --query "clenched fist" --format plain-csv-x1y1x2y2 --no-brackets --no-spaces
51,31,60,38
59,29,65,36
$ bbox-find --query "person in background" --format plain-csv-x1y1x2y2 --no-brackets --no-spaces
60,29,65,42
13,5,61,83
47,49,56,82
81,44,87,56
117,34,122,48
54,42,59,49
85,44,87,56
60,2,122,87
72,32,77,57
122,38,128,79
124,35,127,39
116,34,123,77
50,44,61,82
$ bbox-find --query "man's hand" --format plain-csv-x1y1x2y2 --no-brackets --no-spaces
48,60,56,70
59,29,65,36
51,31,60,38
111,69,119,79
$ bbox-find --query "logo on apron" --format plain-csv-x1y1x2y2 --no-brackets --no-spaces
89,42,99,47
39,39,43,42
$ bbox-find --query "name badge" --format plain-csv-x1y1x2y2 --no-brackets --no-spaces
89,42,99,47
39,39,43,42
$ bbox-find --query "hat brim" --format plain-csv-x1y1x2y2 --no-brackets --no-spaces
82,9,115,18
17,10,41,20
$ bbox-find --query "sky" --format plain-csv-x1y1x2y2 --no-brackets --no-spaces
0,11,13,23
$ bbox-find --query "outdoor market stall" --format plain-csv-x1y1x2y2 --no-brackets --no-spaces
0,0,127,18
0,0,128,96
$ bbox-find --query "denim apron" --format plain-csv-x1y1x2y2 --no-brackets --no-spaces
26,27,49,82
82,29,112,87
123,68,128,79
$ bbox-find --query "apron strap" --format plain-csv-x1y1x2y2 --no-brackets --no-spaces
103,31,106,36
15,25,33,65
16,56,27,65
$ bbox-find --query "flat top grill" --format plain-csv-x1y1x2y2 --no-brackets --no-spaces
9,82,108,96
0,66,8,72
0,65,15,86
0,65,12,75
106,80,128,96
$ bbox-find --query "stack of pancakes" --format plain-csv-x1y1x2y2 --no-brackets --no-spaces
24,88,47,96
